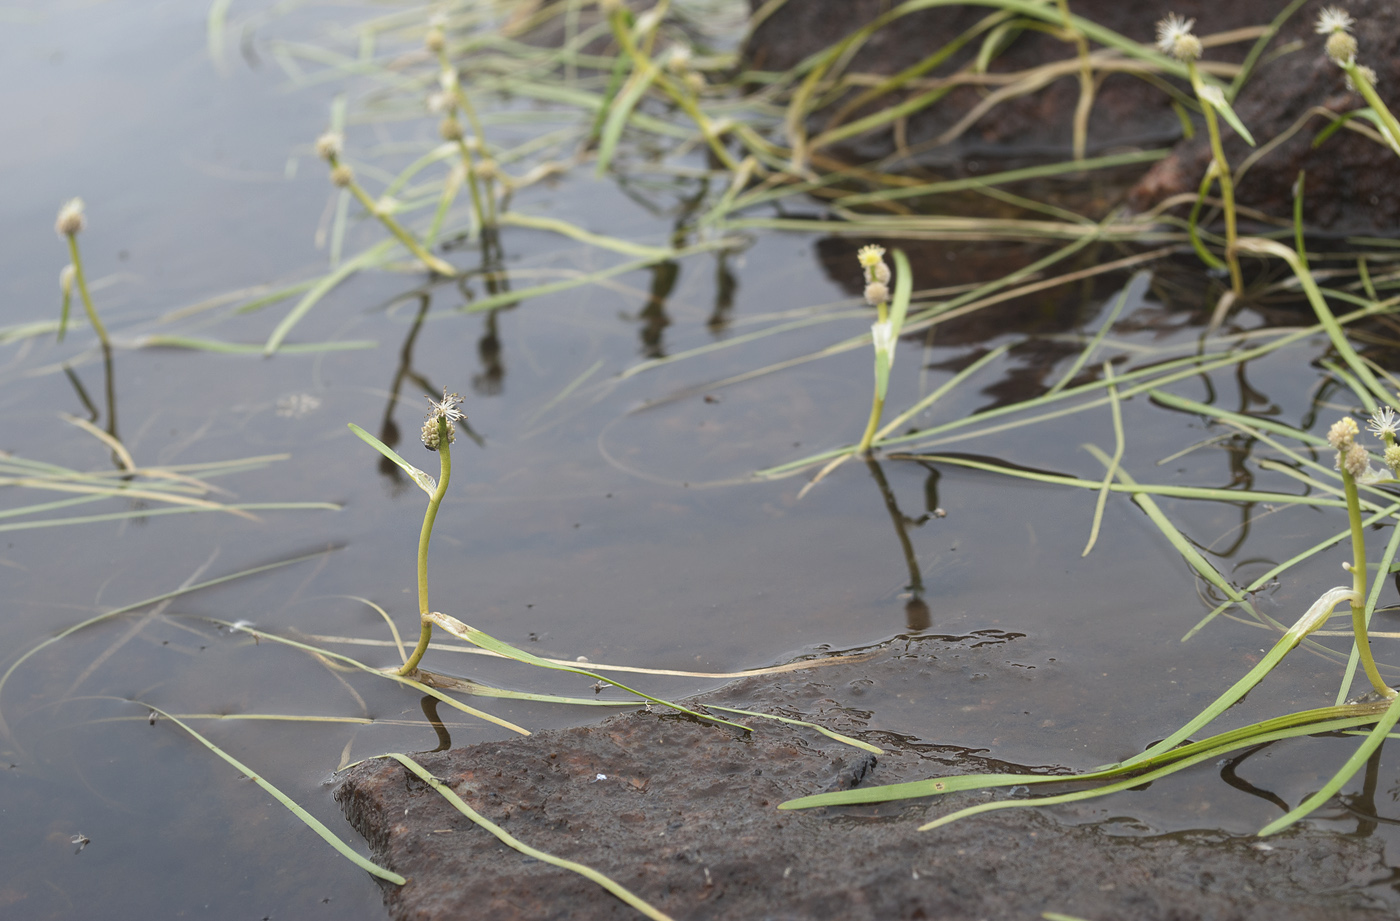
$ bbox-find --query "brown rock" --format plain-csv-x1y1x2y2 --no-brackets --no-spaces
335,634,1397,920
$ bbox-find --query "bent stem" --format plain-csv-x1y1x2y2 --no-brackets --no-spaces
66,234,110,349
1340,464,1391,697
399,416,452,676
1343,62,1400,155
1189,60,1241,295
855,391,884,456
330,153,456,276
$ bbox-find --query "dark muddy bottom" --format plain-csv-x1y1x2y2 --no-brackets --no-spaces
336,635,1396,921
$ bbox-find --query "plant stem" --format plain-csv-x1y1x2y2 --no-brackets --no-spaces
67,235,110,349
1345,63,1400,155
1190,62,1241,295
338,163,456,276
398,418,452,676
856,294,891,456
855,392,884,455
1341,465,1392,697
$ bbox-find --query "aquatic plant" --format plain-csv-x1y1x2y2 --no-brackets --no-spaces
1157,14,1254,296
1317,6,1400,156
315,130,458,277
54,198,110,348
854,245,910,456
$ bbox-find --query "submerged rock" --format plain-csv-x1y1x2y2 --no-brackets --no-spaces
335,634,1396,920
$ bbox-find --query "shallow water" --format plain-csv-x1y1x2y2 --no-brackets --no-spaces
5,2,1400,919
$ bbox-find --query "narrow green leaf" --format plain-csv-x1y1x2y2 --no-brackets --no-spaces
147,703,404,884
1258,693,1400,836
378,753,673,919
347,423,435,496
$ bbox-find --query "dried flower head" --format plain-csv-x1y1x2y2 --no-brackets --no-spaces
666,45,692,74
425,26,446,53
330,164,355,188
1325,30,1358,65
1155,14,1201,62
1369,406,1399,440
55,198,85,236
421,389,464,451
315,132,343,161
439,115,464,141
1315,6,1354,35
427,91,452,114
1328,416,1359,450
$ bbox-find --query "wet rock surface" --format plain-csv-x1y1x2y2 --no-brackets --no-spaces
742,0,1400,235
1127,0,1400,235
336,635,1396,920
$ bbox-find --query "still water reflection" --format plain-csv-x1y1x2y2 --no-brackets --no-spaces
3,2,1400,919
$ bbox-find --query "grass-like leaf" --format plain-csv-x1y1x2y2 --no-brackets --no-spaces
145,702,405,884
376,752,674,919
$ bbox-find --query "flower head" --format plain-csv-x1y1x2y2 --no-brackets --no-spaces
1344,442,1373,479
857,245,886,269
1385,443,1400,476
421,389,465,451
1368,406,1399,440
315,132,343,161
1315,6,1354,35
864,281,889,307
1156,14,1201,62
55,198,86,236
1328,416,1359,450
1325,30,1358,65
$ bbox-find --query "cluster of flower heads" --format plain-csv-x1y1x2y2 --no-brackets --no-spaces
1328,407,1400,483
1315,6,1375,90
421,389,465,451
315,131,355,188
857,244,891,307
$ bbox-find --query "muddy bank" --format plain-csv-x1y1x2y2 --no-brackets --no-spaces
336,634,1396,920
743,0,1400,235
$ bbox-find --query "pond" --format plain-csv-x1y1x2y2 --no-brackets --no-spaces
5,1,1400,918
